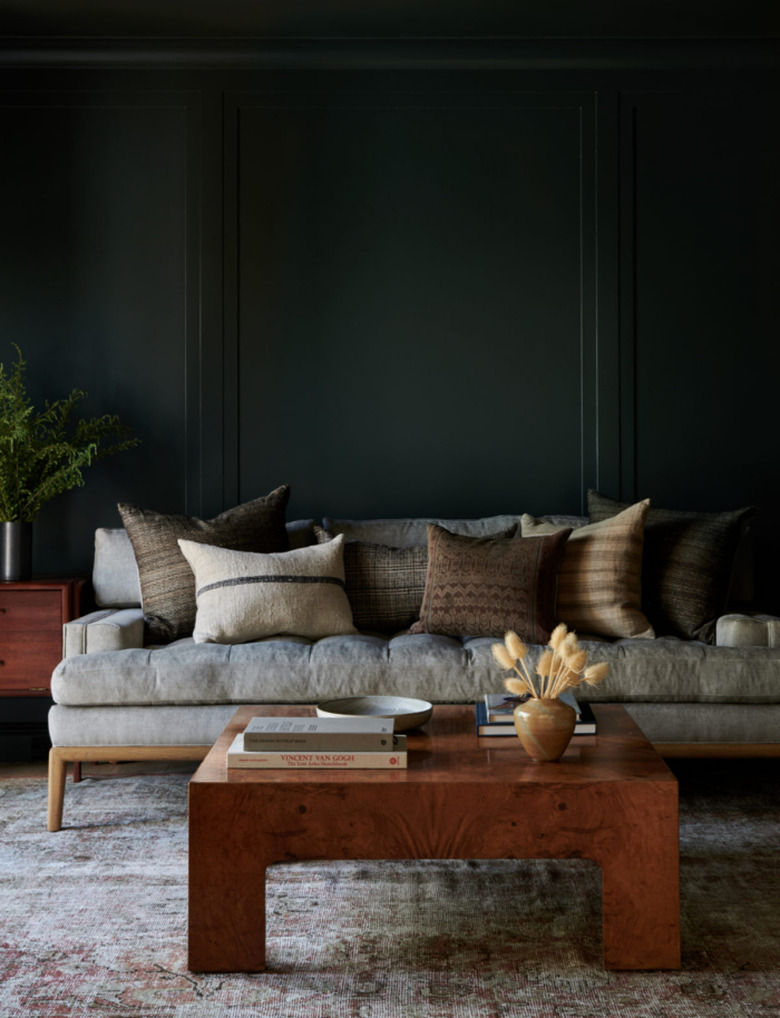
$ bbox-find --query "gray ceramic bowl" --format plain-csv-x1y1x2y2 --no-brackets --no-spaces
316,696,433,732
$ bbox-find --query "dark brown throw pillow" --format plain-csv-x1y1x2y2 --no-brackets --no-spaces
408,524,570,642
118,485,291,643
587,490,757,643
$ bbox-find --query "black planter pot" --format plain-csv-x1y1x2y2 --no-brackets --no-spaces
1,521,33,582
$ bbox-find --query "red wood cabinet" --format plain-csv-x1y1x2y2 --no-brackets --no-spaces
0,579,85,697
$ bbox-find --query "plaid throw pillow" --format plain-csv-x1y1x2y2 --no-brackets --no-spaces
315,527,427,632
344,542,428,632
587,490,757,643
408,524,570,642
118,486,290,643
522,500,655,640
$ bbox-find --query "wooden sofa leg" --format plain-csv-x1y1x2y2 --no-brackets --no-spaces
48,748,67,832
72,761,82,783
47,745,212,831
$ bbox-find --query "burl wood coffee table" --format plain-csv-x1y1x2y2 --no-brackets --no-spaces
188,704,680,972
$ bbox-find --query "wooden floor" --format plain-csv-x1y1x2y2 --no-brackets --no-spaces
0,759,199,780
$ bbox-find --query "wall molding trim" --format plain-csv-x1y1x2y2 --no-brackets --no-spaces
3,38,780,72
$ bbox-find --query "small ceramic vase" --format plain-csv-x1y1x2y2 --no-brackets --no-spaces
513,697,577,762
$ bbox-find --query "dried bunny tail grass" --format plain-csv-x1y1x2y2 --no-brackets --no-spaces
504,630,528,662
567,649,588,673
548,623,568,650
492,643,516,671
504,676,528,696
561,631,580,656
549,667,576,698
536,649,554,677
583,662,609,685
504,675,537,698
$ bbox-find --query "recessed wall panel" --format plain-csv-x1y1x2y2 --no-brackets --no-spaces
0,97,193,573
231,93,597,520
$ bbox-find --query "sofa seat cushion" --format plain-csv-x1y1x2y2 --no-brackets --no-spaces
51,634,505,708
50,633,780,709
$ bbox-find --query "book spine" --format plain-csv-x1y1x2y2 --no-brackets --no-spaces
228,751,407,769
478,723,596,736
243,733,397,752
476,702,596,736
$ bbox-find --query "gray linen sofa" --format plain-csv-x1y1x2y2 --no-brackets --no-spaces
47,512,780,830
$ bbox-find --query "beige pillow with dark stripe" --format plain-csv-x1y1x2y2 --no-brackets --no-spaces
178,535,357,644
522,500,655,640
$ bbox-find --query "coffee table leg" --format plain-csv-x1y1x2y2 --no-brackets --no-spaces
188,789,269,972
597,791,680,970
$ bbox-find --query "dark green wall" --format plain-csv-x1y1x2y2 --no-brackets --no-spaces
1,45,778,608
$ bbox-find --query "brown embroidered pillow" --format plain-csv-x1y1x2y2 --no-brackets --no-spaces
408,524,570,642
587,490,757,643
118,485,291,643
521,500,655,640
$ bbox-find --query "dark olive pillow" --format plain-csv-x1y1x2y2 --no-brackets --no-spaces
408,523,570,642
118,486,290,643
587,490,757,643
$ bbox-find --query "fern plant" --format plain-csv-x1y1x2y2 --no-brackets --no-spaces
0,346,139,522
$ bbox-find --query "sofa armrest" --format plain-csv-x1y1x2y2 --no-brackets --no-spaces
716,612,780,648
63,608,146,657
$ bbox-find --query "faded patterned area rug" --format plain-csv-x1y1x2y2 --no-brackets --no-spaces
0,760,778,1018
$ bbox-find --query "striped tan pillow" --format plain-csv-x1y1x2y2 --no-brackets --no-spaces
521,500,655,640
588,490,757,643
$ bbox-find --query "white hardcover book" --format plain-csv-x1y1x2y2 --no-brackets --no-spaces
227,734,408,769
243,715,396,753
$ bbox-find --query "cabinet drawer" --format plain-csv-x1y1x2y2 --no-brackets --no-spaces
0,633,62,691
0,590,62,631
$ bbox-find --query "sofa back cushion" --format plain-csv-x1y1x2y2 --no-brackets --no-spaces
323,515,529,548
93,517,317,611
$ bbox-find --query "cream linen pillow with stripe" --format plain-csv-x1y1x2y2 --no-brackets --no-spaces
178,535,357,644
521,500,655,640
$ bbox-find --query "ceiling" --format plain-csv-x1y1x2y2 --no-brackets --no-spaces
1,0,778,40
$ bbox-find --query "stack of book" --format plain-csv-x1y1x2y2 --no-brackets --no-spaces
226,715,408,769
475,690,597,737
